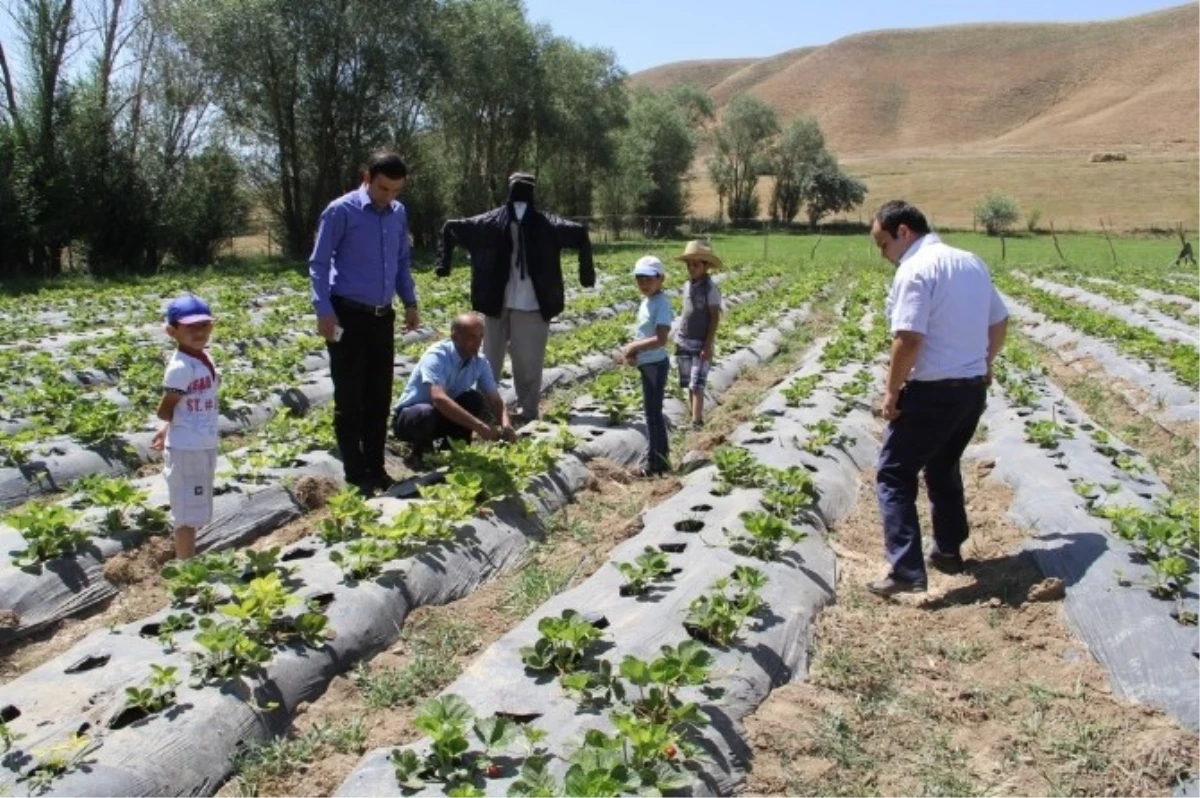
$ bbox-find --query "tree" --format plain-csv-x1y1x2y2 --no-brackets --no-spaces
665,83,714,128
709,94,778,223
162,0,443,258
593,126,653,236
769,115,825,223
975,191,1020,236
530,36,626,217
802,152,866,228
618,87,697,219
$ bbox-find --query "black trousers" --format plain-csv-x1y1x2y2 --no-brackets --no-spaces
327,298,395,484
392,390,488,454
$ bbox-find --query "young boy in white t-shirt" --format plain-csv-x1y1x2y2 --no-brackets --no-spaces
150,294,219,560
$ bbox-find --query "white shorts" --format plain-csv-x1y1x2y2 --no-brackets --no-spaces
164,448,217,529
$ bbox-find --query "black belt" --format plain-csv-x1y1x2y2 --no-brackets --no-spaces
909,376,986,388
333,295,392,316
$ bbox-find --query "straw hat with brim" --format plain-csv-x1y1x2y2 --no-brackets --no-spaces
677,240,723,272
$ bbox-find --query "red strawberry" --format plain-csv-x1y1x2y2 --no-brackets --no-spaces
663,745,678,759
486,763,502,778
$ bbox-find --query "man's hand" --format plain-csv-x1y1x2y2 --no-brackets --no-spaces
404,306,420,332
880,389,902,421
477,423,500,442
318,314,339,341
620,343,638,365
150,424,168,452
700,344,714,362
499,424,518,443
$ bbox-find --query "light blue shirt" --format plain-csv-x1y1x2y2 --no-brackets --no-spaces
886,233,1009,381
395,340,498,410
634,292,673,366
309,186,417,318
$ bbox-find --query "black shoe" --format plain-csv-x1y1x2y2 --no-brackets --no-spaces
866,575,927,596
348,480,375,499
402,446,428,471
370,472,397,493
927,550,965,575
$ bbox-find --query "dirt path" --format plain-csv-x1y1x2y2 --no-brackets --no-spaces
743,456,1198,797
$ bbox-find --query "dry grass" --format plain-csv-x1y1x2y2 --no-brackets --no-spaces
635,4,1198,230
744,463,1199,797
683,151,1200,230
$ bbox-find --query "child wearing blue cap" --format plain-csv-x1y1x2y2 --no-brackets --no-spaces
151,294,219,560
620,256,674,477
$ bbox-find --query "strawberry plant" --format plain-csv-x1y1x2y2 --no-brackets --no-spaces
1024,419,1073,449
728,510,807,561
330,538,401,581
8,504,88,569
801,419,847,456
519,609,605,675
1149,555,1191,599
22,733,93,795
761,465,820,519
156,612,196,649
750,414,775,433
618,640,714,734
123,664,181,716
318,488,381,544
684,567,767,648
389,695,522,793
712,445,764,488
190,617,272,683
781,374,820,407
1,717,24,753
613,546,674,595
75,477,150,533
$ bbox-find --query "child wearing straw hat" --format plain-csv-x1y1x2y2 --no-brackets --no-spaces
674,240,723,430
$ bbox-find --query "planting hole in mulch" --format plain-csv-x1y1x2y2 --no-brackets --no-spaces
64,653,110,674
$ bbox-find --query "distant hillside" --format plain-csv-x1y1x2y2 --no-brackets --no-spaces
632,4,1199,156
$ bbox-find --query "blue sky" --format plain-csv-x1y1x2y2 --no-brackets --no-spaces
522,0,1184,73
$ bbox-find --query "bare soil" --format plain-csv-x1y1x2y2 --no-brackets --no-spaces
743,460,1198,797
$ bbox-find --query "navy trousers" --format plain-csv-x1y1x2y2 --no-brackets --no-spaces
392,390,488,455
876,380,988,582
638,359,670,474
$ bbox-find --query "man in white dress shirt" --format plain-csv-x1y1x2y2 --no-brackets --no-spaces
867,200,1009,596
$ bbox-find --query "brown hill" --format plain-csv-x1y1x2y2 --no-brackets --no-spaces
630,5,1198,227
632,4,1199,156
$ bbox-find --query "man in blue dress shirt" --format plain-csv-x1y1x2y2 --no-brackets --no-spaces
309,151,420,496
392,312,517,467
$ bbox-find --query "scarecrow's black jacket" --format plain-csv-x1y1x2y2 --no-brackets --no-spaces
435,206,594,321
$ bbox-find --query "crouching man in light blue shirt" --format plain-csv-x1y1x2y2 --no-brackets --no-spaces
392,313,517,467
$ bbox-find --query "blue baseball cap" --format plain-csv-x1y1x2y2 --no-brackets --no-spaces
166,294,214,326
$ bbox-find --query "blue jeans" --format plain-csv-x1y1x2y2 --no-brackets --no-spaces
876,380,987,582
638,359,670,474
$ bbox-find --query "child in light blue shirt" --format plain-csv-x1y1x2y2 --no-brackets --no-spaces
621,256,674,476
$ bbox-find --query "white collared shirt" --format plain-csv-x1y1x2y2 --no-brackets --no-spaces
885,233,1009,381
